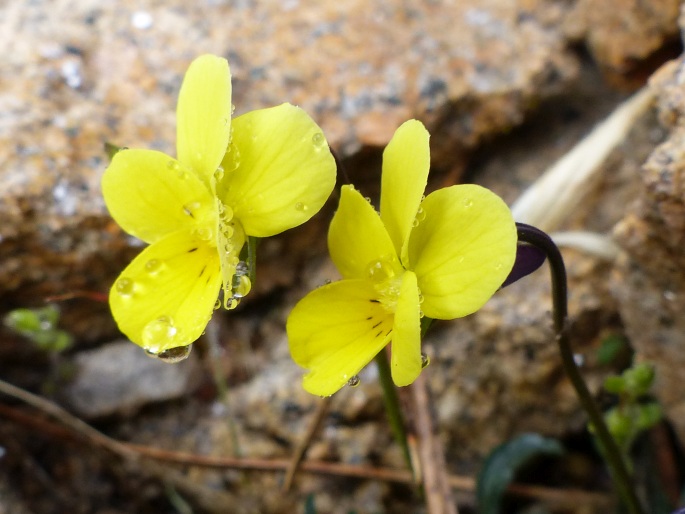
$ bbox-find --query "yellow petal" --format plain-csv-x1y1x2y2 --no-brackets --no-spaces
287,279,393,396
390,271,422,386
408,184,517,319
220,104,336,237
380,120,430,262
328,185,400,280
102,149,215,243
176,54,232,186
109,228,222,352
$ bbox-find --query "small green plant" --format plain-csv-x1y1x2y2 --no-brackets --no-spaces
4,304,73,353
601,362,662,463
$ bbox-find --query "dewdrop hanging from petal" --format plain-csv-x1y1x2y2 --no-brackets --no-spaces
103,54,336,357
287,120,518,396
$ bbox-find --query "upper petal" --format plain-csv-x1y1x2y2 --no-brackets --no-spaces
328,185,400,280
109,228,222,353
390,270,422,387
220,103,336,237
287,279,393,396
380,120,430,261
176,54,232,187
407,184,517,319
102,149,215,243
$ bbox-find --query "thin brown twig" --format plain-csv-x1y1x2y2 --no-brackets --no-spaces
0,381,614,509
412,372,458,514
282,396,332,492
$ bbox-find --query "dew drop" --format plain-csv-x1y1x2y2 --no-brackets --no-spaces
214,166,225,181
312,132,325,147
232,275,252,298
235,261,249,276
214,298,221,310
225,297,240,310
142,316,178,351
412,218,420,227
115,277,134,296
347,375,360,387
193,227,213,241
463,198,473,208
147,344,192,363
145,258,162,273
295,202,308,212
366,256,396,283
419,310,425,318
230,104,236,115
421,353,430,368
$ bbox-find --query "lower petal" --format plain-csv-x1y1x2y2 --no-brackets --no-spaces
110,229,222,353
287,279,393,396
390,271,422,386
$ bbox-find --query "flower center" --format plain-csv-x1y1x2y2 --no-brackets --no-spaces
366,254,404,312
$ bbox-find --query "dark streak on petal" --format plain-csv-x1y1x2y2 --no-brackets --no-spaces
188,247,199,253
372,321,382,329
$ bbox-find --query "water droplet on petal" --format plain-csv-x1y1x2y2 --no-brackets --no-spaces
231,274,251,298
214,298,221,310
142,316,178,351
347,375,360,387
115,277,134,296
295,202,308,212
193,227,213,242
147,344,193,363
312,132,325,147
366,256,396,283
225,297,240,310
230,104,236,115
463,198,473,208
235,261,249,276
145,258,162,274
214,166,224,181
421,353,430,368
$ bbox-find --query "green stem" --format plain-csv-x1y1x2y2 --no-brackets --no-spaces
374,351,414,476
516,223,645,514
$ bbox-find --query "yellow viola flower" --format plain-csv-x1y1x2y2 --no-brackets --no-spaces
103,54,336,357
287,120,517,396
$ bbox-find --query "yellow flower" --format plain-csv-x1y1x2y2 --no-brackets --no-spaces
287,120,517,396
103,54,336,356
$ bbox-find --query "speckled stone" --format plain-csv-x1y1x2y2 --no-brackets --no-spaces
565,0,681,81
61,340,202,418
612,52,685,445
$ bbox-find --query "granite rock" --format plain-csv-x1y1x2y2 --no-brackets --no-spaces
61,340,202,418
612,53,685,444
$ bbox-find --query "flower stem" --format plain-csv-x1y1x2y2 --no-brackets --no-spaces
516,223,645,514
374,351,414,477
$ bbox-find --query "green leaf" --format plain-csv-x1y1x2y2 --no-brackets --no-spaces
596,334,628,365
477,433,564,514
304,494,317,514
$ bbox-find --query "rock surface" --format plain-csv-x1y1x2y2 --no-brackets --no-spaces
0,0,683,512
612,53,685,445
61,340,202,418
